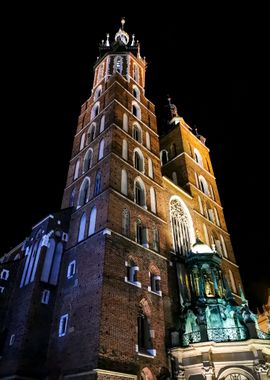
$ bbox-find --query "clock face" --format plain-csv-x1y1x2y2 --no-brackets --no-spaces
115,29,129,45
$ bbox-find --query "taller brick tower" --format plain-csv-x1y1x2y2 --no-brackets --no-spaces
48,18,170,379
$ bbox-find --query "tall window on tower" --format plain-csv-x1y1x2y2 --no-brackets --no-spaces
136,219,148,247
132,101,141,119
94,169,102,196
133,148,144,172
170,197,195,256
132,123,142,143
134,178,146,207
133,63,139,82
77,177,90,207
114,56,123,74
137,306,155,356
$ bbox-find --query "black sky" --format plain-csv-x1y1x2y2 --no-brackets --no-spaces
1,3,269,310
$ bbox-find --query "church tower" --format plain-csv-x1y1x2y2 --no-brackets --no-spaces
47,18,170,379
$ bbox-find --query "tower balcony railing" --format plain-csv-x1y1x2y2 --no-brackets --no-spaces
182,327,249,346
207,327,248,342
182,331,201,346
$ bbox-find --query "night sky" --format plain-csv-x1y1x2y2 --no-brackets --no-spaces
1,4,268,311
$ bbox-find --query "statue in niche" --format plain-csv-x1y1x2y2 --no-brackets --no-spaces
196,306,207,326
206,306,222,328
204,273,214,297
184,309,199,334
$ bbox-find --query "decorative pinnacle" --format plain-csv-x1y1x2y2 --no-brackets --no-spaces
105,33,110,47
121,17,125,29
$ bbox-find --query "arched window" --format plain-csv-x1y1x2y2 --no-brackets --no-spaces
21,241,38,285
134,177,146,207
49,242,63,285
214,207,220,226
70,188,76,207
94,169,102,196
114,56,123,74
19,245,30,284
133,64,139,82
91,102,100,120
220,234,228,258
74,159,80,180
145,132,151,149
150,187,156,214
170,197,195,255
87,123,96,144
98,139,105,160
172,171,178,185
199,175,209,196
122,139,128,160
99,115,105,133
136,219,148,247
212,231,222,255
160,150,169,165
209,184,215,200
122,208,130,236
207,205,215,223
229,269,237,293
97,63,104,83
170,143,177,158
203,223,210,246
30,240,43,283
40,239,55,284
148,158,153,178
78,177,90,207
133,148,144,172
132,101,141,119
152,224,159,252
94,85,102,101
198,195,204,214
78,213,86,242
137,306,154,356
132,123,142,143
88,207,97,236
121,169,128,195
123,113,128,132
80,133,85,150
125,258,140,286
148,265,161,295
83,148,93,173
132,85,140,100
194,148,203,167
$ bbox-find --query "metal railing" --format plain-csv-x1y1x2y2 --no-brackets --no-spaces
182,327,248,346
207,327,248,342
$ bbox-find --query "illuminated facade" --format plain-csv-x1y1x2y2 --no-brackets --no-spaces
0,20,269,380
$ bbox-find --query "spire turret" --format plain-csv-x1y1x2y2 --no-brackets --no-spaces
98,18,140,60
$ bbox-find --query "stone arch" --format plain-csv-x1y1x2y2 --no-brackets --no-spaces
218,367,255,380
139,297,152,318
149,263,160,276
140,367,155,380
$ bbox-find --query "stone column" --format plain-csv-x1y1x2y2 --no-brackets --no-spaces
255,363,270,380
